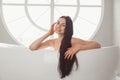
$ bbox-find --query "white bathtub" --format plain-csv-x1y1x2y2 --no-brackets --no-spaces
0,43,119,80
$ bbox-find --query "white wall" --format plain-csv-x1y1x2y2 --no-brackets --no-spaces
0,17,17,44
93,0,114,46
113,0,120,76
114,0,120,46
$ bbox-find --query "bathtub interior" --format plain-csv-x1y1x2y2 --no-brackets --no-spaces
0,43,119,80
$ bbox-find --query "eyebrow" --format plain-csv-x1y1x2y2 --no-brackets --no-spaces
57,21,66,24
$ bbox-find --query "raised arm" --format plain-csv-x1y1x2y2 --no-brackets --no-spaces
29,23,56,51
29,33,51,51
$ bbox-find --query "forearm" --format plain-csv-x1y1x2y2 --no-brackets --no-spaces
29,33,50,50
77,41,101,51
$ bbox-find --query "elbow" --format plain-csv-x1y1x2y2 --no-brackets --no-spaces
97,43,101,48
95,41,101,48
92,41,101,49
29,46,37,51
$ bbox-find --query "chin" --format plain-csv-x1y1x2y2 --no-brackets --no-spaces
55,31,61,34
55,32,63,35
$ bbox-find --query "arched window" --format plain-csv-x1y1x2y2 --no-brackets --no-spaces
0,0,104,47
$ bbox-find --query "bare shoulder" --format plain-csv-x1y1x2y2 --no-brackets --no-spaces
71,37,89,44
72,37,84,42
47,39,56,45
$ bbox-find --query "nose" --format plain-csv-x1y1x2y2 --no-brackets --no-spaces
56,24,61,28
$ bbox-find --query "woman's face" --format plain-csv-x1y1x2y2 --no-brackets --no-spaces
54,18,66,35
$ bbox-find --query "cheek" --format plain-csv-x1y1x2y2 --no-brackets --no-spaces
62,27,65,30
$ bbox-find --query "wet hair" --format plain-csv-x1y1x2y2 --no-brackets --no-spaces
58,16,78,78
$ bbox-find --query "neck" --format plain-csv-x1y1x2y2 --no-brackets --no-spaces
58,34,64,40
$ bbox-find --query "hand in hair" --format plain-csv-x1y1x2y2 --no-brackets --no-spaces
47,22,56,35
64,46,80,60
64,40,101,59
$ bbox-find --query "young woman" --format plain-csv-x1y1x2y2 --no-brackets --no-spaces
29,16,101,78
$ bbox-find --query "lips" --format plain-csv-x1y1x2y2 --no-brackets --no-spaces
55,29,61,32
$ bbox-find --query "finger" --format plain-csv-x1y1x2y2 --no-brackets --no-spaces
51,23,56,28
65,49,71,55
65,51,68,55
54,22,57,25
66,51,72,59
64,52,69,59
67,51,74,60
67,54,71,59
52,22,57,26
64,49,73,59
64,51,68,59
70,54,74,60
64,50,71,59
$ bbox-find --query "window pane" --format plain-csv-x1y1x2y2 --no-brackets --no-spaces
54,7,77,21
2,0,103,46
2,6,51,47
16,26,45,47
28,0,50,4
74,17,97,39
80,0,102,5
54,0,77,5
79,7,101,25
2,0,24,3
2,6,26,23
28,6,50,30
2,6,32,38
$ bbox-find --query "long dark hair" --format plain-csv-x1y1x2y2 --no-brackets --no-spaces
58,16,78,78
